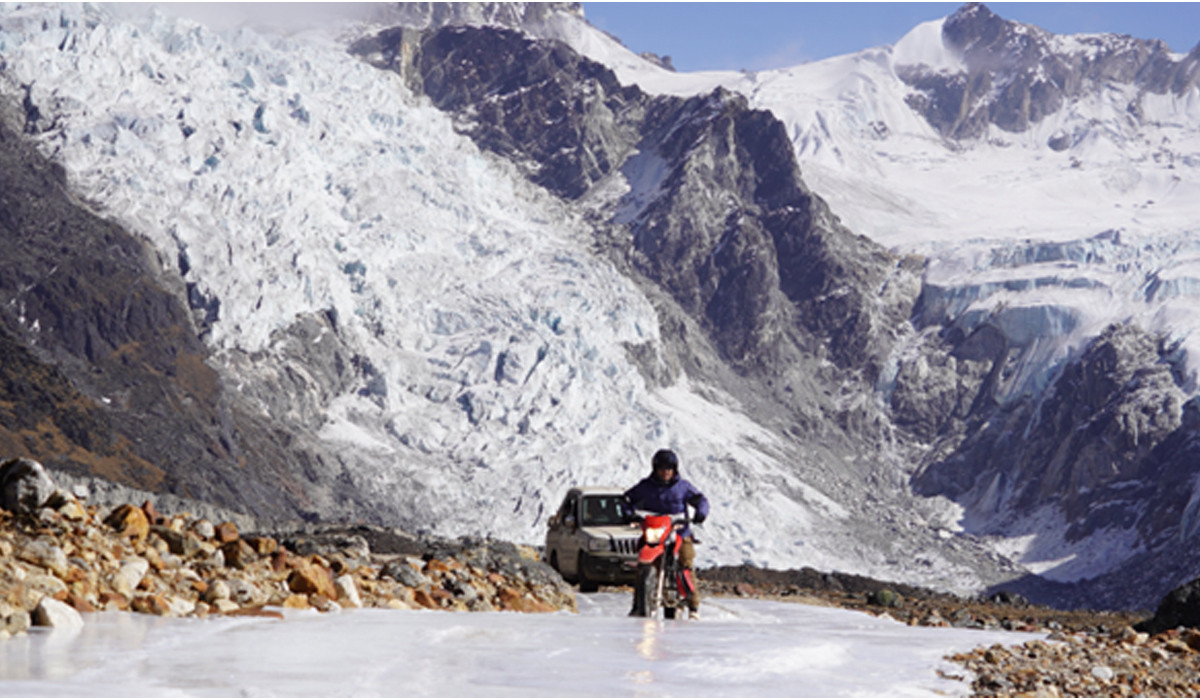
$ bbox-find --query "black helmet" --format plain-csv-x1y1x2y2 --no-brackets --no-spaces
651,449,679,473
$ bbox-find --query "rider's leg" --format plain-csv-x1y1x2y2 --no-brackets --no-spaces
679,537,699,612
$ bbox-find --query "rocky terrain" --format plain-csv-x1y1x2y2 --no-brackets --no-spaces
0,457,573,639
7,453,1200,697
696,565,1200,698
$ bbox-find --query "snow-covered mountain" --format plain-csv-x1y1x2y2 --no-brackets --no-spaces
2,2,1199,609
526,1,1200,607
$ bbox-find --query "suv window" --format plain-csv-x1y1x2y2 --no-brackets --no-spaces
580,495,628,526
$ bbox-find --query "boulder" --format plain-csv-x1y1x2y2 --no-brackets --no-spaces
32,597,84,631
191,519,216,540
220,539,257,569
380,558,430,588
19,537,69,577
1138,577,1200,634
104,504,150,543
111,557,150,598
215,521,240,544
203,579,232,604
0,458,56,515
868,588,904,608
287,558,336,599
334,574,362,608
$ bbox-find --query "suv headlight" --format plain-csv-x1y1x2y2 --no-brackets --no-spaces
587,539,611,552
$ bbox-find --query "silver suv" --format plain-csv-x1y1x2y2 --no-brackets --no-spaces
544,486,639,592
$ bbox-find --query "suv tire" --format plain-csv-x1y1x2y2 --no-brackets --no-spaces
576,552,599,593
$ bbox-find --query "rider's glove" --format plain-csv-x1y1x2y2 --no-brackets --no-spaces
693,514,706,524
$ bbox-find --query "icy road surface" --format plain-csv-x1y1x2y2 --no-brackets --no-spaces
0,594,1039,697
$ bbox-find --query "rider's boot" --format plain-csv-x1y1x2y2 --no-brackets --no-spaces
684,567,700,620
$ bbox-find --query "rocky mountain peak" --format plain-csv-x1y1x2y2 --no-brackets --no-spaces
943,2,1050,72
901,2,1191,140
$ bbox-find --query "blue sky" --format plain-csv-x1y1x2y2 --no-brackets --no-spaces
582,3,1200,72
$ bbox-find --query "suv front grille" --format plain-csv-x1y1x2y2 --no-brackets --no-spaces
612,537,639,556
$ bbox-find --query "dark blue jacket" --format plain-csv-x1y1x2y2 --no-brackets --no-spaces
624,473,710,539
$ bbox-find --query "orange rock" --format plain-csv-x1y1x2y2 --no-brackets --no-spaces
734,583,759,597
412,589,439,609
497,586,556,613
66,592,96,613
1186,630,1200,651
131,594,172,616
244,536,277,556
99,592,129,610
143,546,166,572
220,539,256,569
141,500,162,526
497,586,523,610
215,522,239,544
62,565,87,584
104,505,149,544
287,559,335,599
425,559,452,573
270,550,290,572
282,594,310,609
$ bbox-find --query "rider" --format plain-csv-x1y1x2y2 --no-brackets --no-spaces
624,448,710,617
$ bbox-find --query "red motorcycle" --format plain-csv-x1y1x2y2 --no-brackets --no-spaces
630,513,695,620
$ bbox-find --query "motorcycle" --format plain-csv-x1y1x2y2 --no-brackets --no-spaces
629,512,695,620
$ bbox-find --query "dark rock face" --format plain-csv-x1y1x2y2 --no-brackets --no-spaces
900,3,1198,139
627,89,911,378
914,324,1189,522
0,115,348,525
354,26,644,199
903,322,1200,608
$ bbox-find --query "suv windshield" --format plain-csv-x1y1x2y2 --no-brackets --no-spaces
580,495,628,526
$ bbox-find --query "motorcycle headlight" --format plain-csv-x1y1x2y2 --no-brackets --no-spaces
588,539,611,552
643,526,668,544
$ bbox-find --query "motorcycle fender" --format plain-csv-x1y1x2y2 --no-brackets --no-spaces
638,543,665,565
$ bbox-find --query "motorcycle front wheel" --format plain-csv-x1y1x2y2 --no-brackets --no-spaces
633,564,663,619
